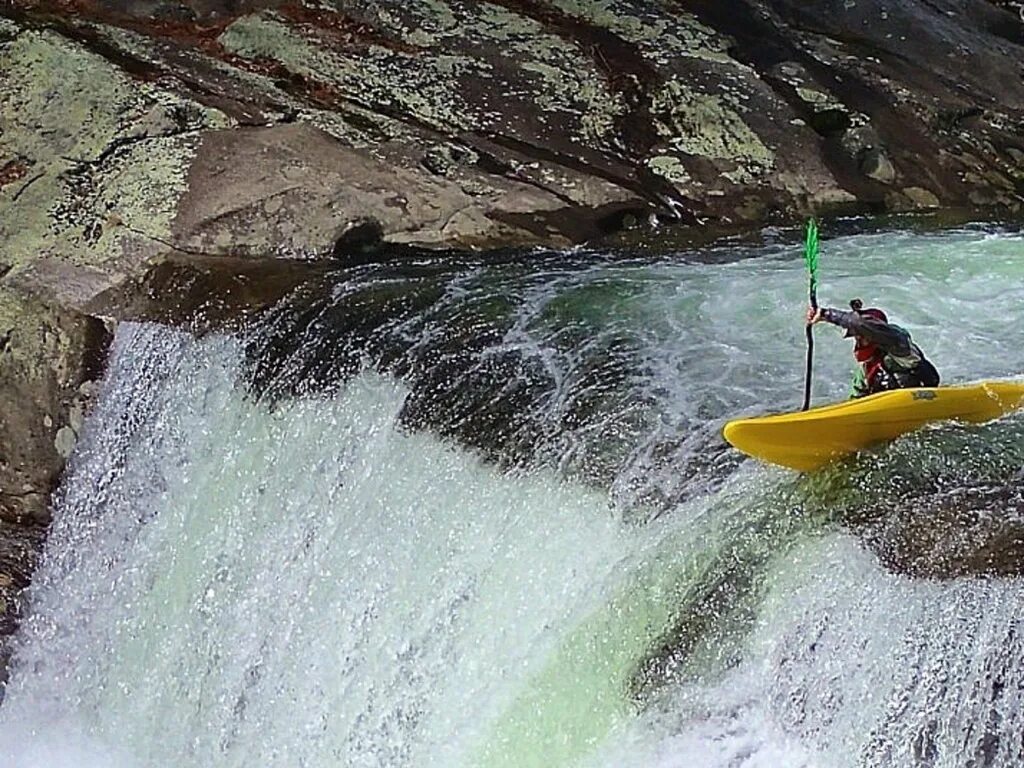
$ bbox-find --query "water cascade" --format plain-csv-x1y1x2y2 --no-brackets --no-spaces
2,227,1023,767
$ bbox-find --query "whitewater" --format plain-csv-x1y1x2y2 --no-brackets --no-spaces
1,226,1023,767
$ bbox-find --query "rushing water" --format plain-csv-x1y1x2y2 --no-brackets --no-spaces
1,226,1023,767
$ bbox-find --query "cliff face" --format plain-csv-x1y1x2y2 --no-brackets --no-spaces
1,0,1023,670
3,0,1022,271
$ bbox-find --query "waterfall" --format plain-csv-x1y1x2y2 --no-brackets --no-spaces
2,227,1023,767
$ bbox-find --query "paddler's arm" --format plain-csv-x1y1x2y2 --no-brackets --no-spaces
807,307,914,355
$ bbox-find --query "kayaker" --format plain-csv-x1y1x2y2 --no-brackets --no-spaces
806,299,940,398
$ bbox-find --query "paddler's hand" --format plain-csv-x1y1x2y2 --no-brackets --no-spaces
806,307,823,325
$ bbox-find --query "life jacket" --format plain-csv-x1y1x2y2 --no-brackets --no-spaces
853,342,886,394
852,330,935,397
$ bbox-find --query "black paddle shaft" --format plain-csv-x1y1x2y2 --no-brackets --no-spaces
802,286,817,411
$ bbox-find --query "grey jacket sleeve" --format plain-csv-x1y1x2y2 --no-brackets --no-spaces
819,308,914,355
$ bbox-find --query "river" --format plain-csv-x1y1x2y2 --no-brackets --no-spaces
1,225,1023,767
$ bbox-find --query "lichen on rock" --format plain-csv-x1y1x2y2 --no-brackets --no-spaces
0,28,229,272
645,154,692,187
0,287,110,525
650,78,775,185
549,0,737,66
0,283,111,684
0,16,19,39
219,12,488,133
902,186,941,208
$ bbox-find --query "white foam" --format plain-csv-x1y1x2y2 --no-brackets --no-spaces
2,228,1023,768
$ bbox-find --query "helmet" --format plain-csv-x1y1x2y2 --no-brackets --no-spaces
845,299,887,337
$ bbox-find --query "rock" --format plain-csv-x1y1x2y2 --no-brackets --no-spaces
421,143,478,178
768,60,852,135
68,403,85,435
84,253,327,329
902,186,942,208
861,147,897,184
818,418,1024,579
839,123,881,160
5,0,1022,255
53,427,77,459
0,285,111,663
3,259,122,315
857,484,1024,580
0,25,231,276
172,122,608,255
883,190,912,212
0,518,47,660
0,287,111,525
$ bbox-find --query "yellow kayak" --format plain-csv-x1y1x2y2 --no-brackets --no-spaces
723,380,1024,472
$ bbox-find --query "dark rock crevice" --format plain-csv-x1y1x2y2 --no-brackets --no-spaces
60,126,205,172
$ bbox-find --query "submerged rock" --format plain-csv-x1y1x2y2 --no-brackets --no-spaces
239,260,658,489
858,482,1024,579
808,418,1024,580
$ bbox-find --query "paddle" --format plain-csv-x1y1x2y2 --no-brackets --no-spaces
801,218,819,411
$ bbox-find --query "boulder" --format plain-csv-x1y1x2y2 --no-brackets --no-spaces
860,147,897,185
902,186,942,208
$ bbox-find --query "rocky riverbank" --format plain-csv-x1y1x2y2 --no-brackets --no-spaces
1,0,1023,677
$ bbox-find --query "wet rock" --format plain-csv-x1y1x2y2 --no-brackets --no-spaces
85,252,328,329
858,484,1024,579
631,549,759,701
0,518,47,686
53,426,77,460
816,419,1024,579
0,285,112,666
240,260,657,487
331,219,385,259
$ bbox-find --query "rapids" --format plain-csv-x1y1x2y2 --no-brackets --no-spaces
1,225,1023,767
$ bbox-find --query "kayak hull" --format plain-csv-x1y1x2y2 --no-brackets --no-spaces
723,380,1024,472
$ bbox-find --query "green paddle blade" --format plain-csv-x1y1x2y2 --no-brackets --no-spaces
803,218,819,297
